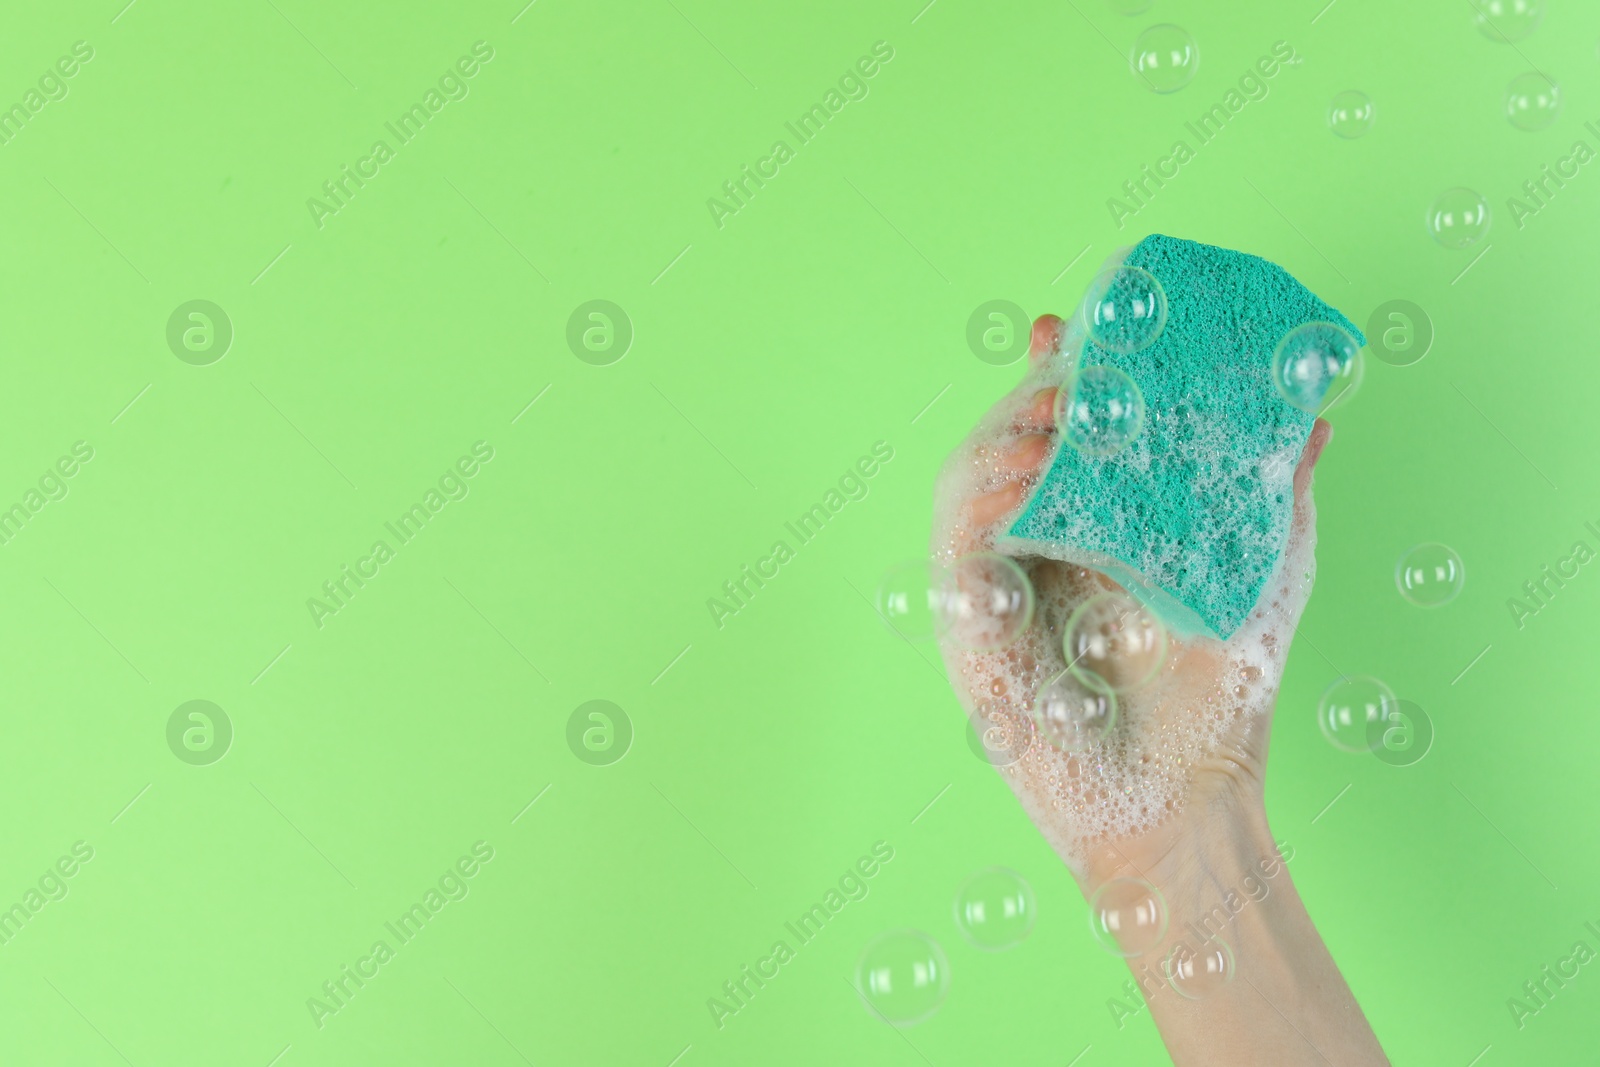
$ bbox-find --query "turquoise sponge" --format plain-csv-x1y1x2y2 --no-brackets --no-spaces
1003,234,1364,640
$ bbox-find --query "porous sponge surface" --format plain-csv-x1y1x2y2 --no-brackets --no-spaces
1004,234,1365,639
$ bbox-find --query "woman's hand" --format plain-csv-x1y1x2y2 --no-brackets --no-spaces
928,295,1388,1064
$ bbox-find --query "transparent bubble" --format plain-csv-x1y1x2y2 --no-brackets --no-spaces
1328,90,1374,138
1082,266,1168,354
1475,0,1543,42
1089,877,1168,957
1395,543,1465,607
876,560,953,640
1506,72,1560,131
1130,24,1198,94
968,701,1035,768
1272,322,1363,413
953,867,1037,951
1056,366,1145,457
1427,189,1491,249
942,552,1034,650
855,930,950,1025
1065,592,1168,693
1166,937,1235,998
1318,675,1397,753
1034,669,1117,751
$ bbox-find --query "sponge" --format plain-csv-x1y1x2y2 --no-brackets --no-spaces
1002,234,1364,640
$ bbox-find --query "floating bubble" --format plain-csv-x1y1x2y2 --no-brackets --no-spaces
1034,669,1117,751
855,930,950,1025
1083,266,1168,355
1056,366,1145,457
1089,877,1167,956
953,867,1037,951
1272,322,1363,413
1065,592,1168,693
1475,0,1543,42
1167,937,1235,998
942,552,1034,650
1427,189,1491,249
1396,543,1465,607
1506,72,1560,131
1328,90,1374,138
1130,24,1199,93
967,701,1035,768
1318,675,1397,753
876,560,953,639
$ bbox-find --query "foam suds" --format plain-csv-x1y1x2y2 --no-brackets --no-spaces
931,251,1319,877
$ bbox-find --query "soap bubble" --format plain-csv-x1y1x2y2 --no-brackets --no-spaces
1089,877,1167,956
1396,543,1465,607
1318,675,1397,753
1130,25,1199,94
1506,72,1560,131
1474,0,1543,42
954,867,1037,951
1083,266,1167,354
1427,189,1491,249
1167,937,1235,998
1056,366,1145,456
876,560,953,640
942,552,1035,650
967,701,1035,768
1065,592,1168,692
1272,322,1363,413
855,931,950,1025
1034,668,1117,751
1328,90,1374,138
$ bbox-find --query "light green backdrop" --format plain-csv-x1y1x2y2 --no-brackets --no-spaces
0,0,1594,1063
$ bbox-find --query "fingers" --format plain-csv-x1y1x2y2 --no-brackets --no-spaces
1028,313,1066,366
1293,418,1332,499
968,432,1054,527
1021,387,1058,429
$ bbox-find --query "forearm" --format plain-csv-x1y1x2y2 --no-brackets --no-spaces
1094,800,1389,1065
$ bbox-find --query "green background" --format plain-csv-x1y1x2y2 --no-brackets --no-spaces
1,0,1595,1063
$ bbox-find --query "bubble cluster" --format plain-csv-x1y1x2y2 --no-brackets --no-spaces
1272,322,1363,413
1396,543,1465,607
1506,72,1560,131
1083,266,1168,355
954,867,1037,951
1428,189,1491,249
1328,90,1375,138
1167,937,1235,998
1065,592,1168,692
968,701,1035,768
1130,25,1199,94
1318,675,1397,753
1089,877,1167,956
855,931,950,1025
1474,0,1543,42
1057,366,1146,456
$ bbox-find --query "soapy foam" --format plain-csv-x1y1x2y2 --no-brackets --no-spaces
930,250,1319,876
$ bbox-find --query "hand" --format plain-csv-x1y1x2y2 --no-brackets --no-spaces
930,286,1388,1065
932,307,1329,890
